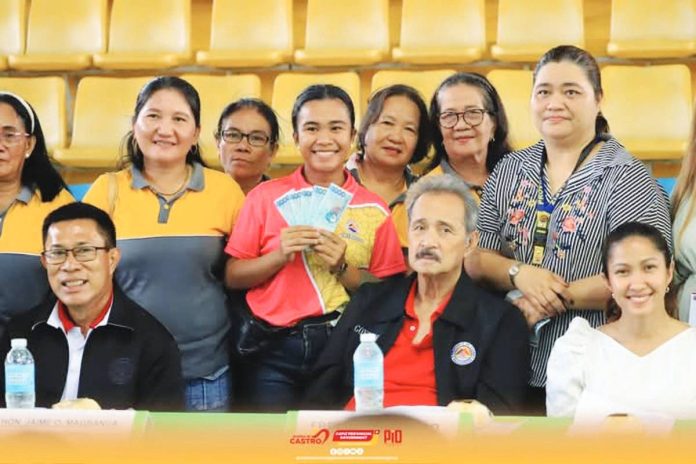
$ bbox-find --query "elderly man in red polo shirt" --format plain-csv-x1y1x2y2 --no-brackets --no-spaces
0,202,183,411
305,175,529,414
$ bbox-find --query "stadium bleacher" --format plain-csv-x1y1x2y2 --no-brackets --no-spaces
0,0,693,189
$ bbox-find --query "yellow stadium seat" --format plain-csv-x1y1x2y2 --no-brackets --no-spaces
92,0,192,70
180,74,262,168
53,77,152,168
370,69,456,104
607,0,696,58
0,77,67,153
294,0,390,67
491,0,584,62
601,65,693,160
271,72,361,165
0,0,26,70
7,0,106,71
196,0,293,68
392,0,486,65
487,70,539,150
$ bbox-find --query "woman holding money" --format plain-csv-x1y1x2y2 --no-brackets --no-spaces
225,84,407,411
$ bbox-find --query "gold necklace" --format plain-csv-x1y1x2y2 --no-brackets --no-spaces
149,165,191,197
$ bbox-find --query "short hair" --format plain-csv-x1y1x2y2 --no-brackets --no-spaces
357,84,431,165
120,76,207,170
42,203,117,249
405,175,479,234
602,222,674,320
0,93,67,202
533,45,610,136
214,97,280,149
428,72,512,173
291,84,356,133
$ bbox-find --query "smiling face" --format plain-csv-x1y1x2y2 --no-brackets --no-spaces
408,192,475,278
437,84,496,168
42,219,120,318
531,61,601,145
293,98,355,185
132,88,200,168
0,102,35,184
363,95,420,169
217,107,276,188
604,236,674,317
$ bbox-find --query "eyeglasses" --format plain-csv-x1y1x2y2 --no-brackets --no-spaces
438,109,491,129
0,131,30,146
42,246,110,264
220,129,270,147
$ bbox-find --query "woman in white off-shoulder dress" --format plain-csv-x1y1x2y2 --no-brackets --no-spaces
546,222,696,420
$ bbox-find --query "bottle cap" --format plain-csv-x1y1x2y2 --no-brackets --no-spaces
10,338,27,348
360,333,377,342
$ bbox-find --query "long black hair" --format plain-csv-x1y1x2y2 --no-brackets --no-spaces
0,93,67,201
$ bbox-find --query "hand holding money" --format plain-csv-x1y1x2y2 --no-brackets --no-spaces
278,226,320,263
313,229,348,272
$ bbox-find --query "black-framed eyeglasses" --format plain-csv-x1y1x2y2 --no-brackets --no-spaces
0,130,30,146
42,246,111,264
438,109,491,129
220,129,270,147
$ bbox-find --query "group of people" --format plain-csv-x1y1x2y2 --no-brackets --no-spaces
0,44,695,420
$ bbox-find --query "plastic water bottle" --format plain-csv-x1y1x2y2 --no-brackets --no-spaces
4,338,35,408
353,333,383,412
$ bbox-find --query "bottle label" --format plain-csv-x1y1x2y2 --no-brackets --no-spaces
5,364,35,393
354,364,383,387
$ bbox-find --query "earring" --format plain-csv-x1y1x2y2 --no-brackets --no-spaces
25,152,30,159
666,286,671,293
490,136,495,142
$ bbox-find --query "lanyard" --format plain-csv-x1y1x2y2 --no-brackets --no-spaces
530,135,607,265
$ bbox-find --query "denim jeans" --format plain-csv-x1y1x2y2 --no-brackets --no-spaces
237,322,332,412
185,365,231,412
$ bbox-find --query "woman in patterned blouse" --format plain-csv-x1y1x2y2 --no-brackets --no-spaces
468,45,672,414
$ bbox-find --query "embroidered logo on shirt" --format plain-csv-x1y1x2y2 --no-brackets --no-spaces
108,357,135,385
451,341,476,366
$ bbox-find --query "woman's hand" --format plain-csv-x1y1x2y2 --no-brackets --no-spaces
513,264,571,316
277,226,320,263
313,229,348,272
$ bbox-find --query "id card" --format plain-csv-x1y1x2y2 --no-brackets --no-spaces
531,209,550,265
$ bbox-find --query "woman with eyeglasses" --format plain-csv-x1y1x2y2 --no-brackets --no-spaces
425,72,513,201
84,77,245,412
0,92,73,340
215,98,279,195
470,46,671,414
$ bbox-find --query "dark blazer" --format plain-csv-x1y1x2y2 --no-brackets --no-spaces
0,286,184,411
304,273,530,414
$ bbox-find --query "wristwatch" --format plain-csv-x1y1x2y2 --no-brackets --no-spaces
508,262,521,287
332,261,348,277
